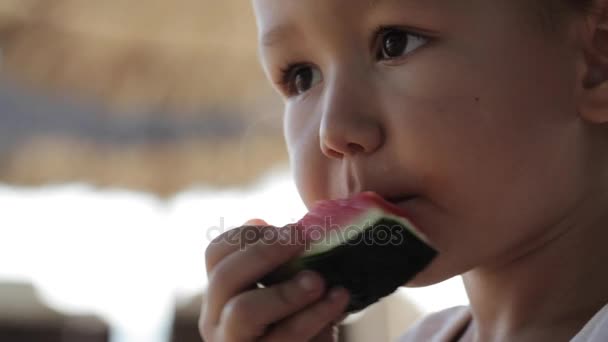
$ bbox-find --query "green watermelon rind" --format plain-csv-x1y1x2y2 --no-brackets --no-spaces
301,208,429,257
257,215,437,313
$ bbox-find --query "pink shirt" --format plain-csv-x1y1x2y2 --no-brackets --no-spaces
398,303,608,342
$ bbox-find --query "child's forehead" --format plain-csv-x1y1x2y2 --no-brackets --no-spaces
252,0,525,31
252,0,531,51
252,0,552,50
253,0,440,17
251,0,516,15
253,0,453,38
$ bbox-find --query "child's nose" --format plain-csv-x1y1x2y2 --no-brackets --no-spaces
319,79,385,159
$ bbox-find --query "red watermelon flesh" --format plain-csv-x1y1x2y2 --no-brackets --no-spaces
257,191,437,313
295,191,424,241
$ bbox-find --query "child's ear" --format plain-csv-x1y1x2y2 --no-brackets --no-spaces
579,0,608,123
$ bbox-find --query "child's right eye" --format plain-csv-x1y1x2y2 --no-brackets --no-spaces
280,64,323,98
374,26,429,62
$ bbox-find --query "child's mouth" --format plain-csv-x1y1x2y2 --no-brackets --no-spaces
384,194,431,242
385,194,419,205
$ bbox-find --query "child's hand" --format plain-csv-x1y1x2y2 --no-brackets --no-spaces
199,219,350,342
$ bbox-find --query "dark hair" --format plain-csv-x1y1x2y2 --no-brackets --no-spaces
568,0,594,12
560,0,596,17
535,0,596,33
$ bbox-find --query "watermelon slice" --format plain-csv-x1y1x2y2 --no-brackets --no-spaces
257,191,437,314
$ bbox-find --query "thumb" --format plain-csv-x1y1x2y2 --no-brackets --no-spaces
311,324,340,342
244,218,269,226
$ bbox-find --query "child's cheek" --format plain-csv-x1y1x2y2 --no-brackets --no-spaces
374,39,585,260
284,101,329,209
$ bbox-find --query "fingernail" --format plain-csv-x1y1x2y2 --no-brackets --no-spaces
244,218,267,226
297,271,319,292
328,288,346,302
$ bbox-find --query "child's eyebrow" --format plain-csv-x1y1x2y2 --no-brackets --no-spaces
260,23,300,48
260,0,425,49
368,0,381,8
259,1,378,48
368,0,408,9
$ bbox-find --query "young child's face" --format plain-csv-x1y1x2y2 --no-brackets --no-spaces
253,0,596,285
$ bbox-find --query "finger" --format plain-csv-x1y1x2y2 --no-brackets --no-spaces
205,220,270,275
205,228,306,326
262,287,350,342
205,218,269,273
311,325,340,342
245,218,269,226
309,313,349,342
219,270,326,340
200,219,272,341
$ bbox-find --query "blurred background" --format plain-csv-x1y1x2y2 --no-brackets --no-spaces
0,1,467,342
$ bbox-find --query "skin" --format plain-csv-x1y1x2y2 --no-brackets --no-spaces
200,0,608,341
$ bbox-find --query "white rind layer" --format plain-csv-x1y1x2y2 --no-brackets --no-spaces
302,208,427,257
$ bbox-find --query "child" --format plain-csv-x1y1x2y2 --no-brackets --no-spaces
200,0,608,340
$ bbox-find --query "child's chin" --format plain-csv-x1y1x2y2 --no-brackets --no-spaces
403,261,457,288
403,275,442,288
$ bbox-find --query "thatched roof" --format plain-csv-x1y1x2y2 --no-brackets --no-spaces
0,0,274,112
0,1,288,195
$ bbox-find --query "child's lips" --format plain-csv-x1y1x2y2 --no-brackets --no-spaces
385,194,419,204
386,195,435,244
383,194,420,213
387,195,421,220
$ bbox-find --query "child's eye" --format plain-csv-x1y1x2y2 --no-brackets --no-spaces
280,64,323,97
376,27,428,61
